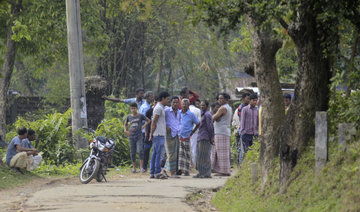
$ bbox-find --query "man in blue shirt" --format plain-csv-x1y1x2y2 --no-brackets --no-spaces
139,91,154,115
178,99,200,176
164,96,181,177
6,127,38,172
102,88,146,108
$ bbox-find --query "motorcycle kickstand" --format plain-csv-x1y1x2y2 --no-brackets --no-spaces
102,173,107,182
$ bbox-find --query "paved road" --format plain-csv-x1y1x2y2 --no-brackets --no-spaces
1,173,230,212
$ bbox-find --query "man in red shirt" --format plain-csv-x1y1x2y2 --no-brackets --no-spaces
178,87,199,109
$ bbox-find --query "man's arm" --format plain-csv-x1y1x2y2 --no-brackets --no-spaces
16,145,37,155
102,95,124,103
124,118,130,136
212,106,227,122
149,114,159,141
206,113,215,143
188,90,199,102
240,108,247,135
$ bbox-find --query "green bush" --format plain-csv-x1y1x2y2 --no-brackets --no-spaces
83,98,131,166
328,90,360,134
6,109,76,165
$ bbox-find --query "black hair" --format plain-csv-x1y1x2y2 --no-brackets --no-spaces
242,93,251,99
158,91,170,101
144,91,153,99
201,100,209,107
211,102,220,108
249,94,258,100
154,95,160,101
196,99,201,103
130,102,138,108
219,92,231,100
27,129,35,136
18,127,27,135
171,96,179,101
179,87,188,95
135,88,145,94
283,93,292,100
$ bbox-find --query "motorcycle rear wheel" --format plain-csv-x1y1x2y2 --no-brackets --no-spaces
79,158,100,184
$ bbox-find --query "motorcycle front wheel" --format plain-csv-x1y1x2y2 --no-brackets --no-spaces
79,158,100,184
96,172,104,182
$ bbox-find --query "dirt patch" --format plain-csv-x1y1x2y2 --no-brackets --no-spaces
186,187,221,212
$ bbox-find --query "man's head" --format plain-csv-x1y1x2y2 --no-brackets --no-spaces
195,99,201,108
200,100,209,112
249,94,258,107
283,93,292,107
130,102,138,114
181,98,190,111
18,127,27,139
171,96,179,110
27,129,36,141
179,87,189,98
242,93,251,105
158,91,170,105
218,93,230,105
135,88,145,100
211,102,221,114
144,91,154,103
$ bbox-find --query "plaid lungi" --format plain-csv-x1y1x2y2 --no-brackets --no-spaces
196,139,212,177
178,137,191,172
165,134,179,172
211,134,231,174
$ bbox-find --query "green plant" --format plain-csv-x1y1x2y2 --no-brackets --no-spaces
6,109,76,165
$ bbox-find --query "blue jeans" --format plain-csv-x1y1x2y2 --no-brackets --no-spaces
143,143,152,170
129,134,144,162
150,136,165,175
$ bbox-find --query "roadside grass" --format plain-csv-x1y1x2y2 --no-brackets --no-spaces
212,140,360,212
1,162,134,191
0,163,81,190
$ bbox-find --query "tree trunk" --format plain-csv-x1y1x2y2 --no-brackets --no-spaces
247,15,285,190
153,49,164,94
279,3,331,192
0,2,21,141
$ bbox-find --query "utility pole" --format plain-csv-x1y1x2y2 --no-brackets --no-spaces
65,0,88,148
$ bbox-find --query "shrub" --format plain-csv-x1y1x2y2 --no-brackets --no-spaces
6,109,76,165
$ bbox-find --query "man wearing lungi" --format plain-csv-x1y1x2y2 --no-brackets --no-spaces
178,99,200,176
194,100,214,178
212,93,233,176
164,96,181,177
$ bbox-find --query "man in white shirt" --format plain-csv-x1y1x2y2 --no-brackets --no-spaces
189,102,201,168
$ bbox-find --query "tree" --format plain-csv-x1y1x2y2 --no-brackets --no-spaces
189,0,360,191
0,0,22,141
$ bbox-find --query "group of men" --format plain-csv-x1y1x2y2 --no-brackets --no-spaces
5,128,42,173
232,92,292,165
104,87,233,179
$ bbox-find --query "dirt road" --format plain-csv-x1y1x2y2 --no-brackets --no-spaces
0,172,231,212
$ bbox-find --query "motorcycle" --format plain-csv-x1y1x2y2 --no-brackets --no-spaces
79,128,116,184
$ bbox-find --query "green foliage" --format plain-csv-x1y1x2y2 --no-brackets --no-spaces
34,163,81,176
328,90,360,134
212,140,360,212
85,99,131,166
6,110,76,165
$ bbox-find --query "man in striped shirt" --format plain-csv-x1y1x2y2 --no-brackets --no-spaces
240,94,259,153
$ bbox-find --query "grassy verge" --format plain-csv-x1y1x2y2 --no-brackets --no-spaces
212,140,360,211
0,163,81,190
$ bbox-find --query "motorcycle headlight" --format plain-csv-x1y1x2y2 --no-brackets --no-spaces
90,142,94,148
97,142,105,151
